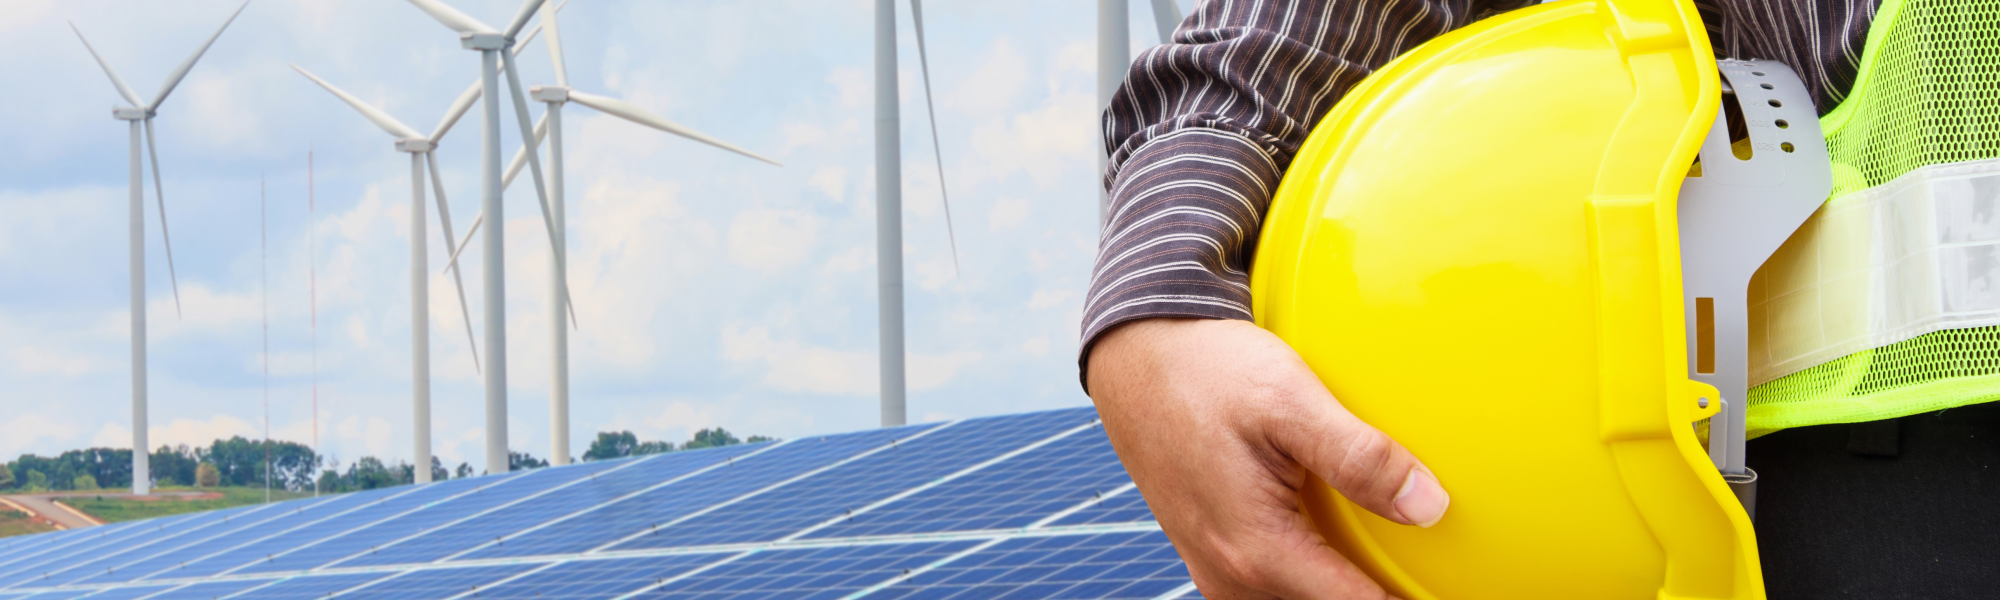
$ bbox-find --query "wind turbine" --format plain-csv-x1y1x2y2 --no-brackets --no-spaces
404,0,568,475
1097,0,1182,223
70,0,251,496
287,0,572,483
516,0,779,465
288,65,485,484
875,0,960,427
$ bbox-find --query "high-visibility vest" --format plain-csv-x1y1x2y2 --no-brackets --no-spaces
1746,0,2000,436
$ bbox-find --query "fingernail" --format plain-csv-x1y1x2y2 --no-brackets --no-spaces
1394,468,1450,528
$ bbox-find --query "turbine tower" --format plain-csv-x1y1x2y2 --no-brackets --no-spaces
1098,0,1182,223
289,65,485,484
405,0,566,475
875,0,959,427
70,0,251,495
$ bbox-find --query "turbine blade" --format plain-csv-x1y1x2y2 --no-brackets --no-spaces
567,90,783,167
430,0,568,143
406,0,497,35
501,0,549,40
444,214,480,275
151,0,252,111
427,152,481,374
144,119,184,318
69,22,144,108
1150,0,1182,43
431,82,484,144
910,0,959,276
541,0,568,87
501,111,550,190
501,49,580,329
291,65,424,139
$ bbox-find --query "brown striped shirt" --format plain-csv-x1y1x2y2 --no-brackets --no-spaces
1081,0,1879,386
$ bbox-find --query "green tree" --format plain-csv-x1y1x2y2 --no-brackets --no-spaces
508,452,548,472
746,435,777,444
24,469,47,491
583,431,639,461
429,457,449,483
454,462,474,479
0,463,13,489
634,441,675,455
73,474,99,490
683,428,742,450
195,463,221,488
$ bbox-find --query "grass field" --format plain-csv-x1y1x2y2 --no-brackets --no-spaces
62,487,318,523
0,507,58,538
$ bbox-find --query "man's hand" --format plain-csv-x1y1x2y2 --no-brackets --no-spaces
1088,318,1450,600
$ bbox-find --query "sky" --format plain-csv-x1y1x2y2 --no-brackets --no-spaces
0,0,1184,471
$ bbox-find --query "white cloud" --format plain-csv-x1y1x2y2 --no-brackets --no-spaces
1028,289,1074,310
727,209,819,273
989,196,1031,230
808,167,848,204
9,345,99,376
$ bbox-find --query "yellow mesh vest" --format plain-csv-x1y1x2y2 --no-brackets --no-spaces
1745,0,2000,436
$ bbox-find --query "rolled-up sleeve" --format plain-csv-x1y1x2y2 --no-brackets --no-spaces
1080,0,1533,387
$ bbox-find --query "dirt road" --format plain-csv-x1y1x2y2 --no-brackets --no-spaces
1,495,102,530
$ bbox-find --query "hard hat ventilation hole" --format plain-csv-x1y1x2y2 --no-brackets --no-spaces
1768,99,1784,108
1782,142,1796,153
1720,87,1755,160
1752,71,1766,76
1775,119,1790,129
1760,83,1775,90
1696,298,1716,374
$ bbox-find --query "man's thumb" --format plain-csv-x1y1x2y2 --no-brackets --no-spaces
1278,400,1450,528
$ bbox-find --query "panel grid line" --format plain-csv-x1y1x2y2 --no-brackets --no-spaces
313,454,665,570
779,419,1104,543
584,420,965,554
434,441,794,562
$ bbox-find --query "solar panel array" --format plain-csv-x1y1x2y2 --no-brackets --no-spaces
0,408,1203,600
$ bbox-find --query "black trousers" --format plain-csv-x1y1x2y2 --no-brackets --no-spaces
1749,400,2000,599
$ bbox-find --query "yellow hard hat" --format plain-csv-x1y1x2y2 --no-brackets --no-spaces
1249,0,1830,596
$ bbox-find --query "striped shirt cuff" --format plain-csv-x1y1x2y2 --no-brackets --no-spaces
1077,129,1281,387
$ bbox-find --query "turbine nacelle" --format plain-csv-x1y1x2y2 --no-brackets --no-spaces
529,86,569,103
112,107,150,121
396,138,437,153
460,32,507,51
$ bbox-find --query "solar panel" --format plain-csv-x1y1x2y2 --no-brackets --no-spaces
0,408,1201,600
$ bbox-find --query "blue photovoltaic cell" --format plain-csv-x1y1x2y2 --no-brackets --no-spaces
240,456,642,575
310,458,632,570
645,541,980,600
614,409,1100,550
230,573,393,600
380,444,768,565
0,407,1198,600
68,497,358,586
806,425,1133,538
141,578,280,600
230,474,510,574
227,572,390,600
324,450,722,569
460,426,928,559
1047,491,1154,528
338,564,539,600
0,515,207,587
469,554,722,600
54,503,308,587
107,490,400,583
179,474,519,578
870,531,1191,600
